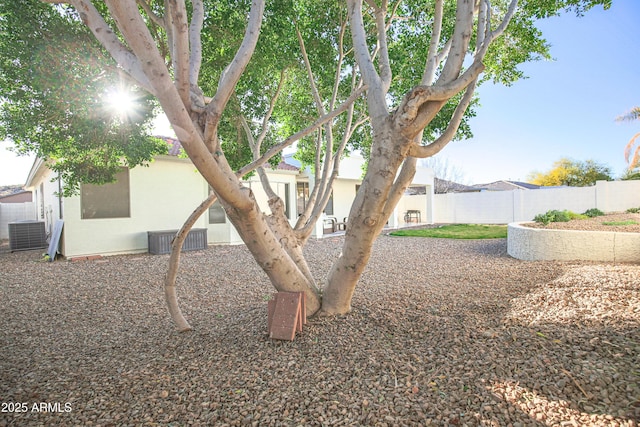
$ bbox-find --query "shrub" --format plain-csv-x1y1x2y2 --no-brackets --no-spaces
626,207,640,213
568,211,588,220
583,208,605,217
534,209,572,225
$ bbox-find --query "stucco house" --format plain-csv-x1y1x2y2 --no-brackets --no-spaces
24,139,434,258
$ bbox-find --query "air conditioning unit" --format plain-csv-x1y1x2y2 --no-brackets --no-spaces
8,221,47,252
147,228,207,255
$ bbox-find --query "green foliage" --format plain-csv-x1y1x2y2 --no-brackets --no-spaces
533,209,584,225
583,208,604,217
528,158,613,187
521,0,611,19
0,0,614,197
0,0,166,195
390,224,507,239
569,212,588,220
602,220,638,226
626,207,640,213
620,169,640,181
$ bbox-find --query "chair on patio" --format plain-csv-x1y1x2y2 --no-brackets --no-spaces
404,210,421,223
323,216,337,234
336,217,348,231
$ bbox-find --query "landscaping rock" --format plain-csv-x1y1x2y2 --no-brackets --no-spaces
0,235,638,426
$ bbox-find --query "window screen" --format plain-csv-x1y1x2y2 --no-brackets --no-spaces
81,168,131,219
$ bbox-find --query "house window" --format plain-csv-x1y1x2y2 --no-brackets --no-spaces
325,191,334,216
296,182,309,216
208,199,226,224
81,168,130,219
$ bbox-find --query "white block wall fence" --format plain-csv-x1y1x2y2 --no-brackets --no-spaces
434,180,640,224
0,202,36,240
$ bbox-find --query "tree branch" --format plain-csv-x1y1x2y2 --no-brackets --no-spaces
296,23,325,116
68,0,156,95
137,0,164,28
204,0,265,145
236,86,367,177
422,0,444,86
347,0,386,118
100,0,197,143
407,80,477,158
381,157,417,221
394,60,484,130
167,0,191,110
165,192,218,332
374,0,392,91
189,0,204,88
476,0,489,48
475,0,518,61
330,18,350,110
437,0,475,84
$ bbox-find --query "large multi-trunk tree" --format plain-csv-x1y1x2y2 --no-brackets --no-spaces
27,0,609,328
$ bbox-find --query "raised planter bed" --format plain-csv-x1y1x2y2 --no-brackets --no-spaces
507,222,640,263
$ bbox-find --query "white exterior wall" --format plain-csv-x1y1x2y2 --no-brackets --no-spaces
435,180,640,224
62,157,208,257
331,179,359,221
28,162,64,236
24,152,434,256
516,186,595,219
0,202,36,239
28,157,302,257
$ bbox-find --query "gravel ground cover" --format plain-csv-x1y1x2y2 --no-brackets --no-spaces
0,235,638,426
523,213,640,233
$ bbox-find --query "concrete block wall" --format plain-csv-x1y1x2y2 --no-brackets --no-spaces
507,222,640,263
434,180,640,224
0,202,36,240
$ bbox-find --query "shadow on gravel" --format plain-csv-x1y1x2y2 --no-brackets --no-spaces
0,236,638,426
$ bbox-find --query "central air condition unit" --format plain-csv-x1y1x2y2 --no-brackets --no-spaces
8,221,48,252
147,228,207,255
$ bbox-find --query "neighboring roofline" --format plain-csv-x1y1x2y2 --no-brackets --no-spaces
469,180,541,191
501,180,539,190
0,189,30,200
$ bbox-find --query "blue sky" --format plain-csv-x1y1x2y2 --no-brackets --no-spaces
440,0,640,184
0,1,638,186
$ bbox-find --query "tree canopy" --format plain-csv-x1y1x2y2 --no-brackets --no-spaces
0,1,167,195
0,0,613,324
528,157,613,186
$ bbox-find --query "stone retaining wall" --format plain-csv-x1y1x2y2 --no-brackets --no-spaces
507,222,640,263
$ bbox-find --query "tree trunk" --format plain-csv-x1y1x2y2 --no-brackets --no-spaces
164,193,217,332
222,191,322,315
321,119,410,314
